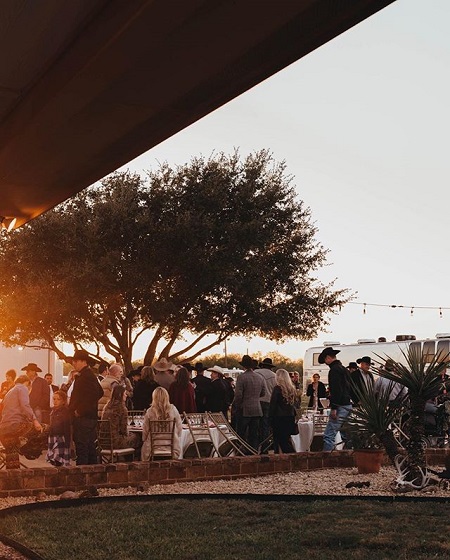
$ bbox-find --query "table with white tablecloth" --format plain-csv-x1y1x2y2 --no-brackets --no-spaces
128,423,226,459
180,426,224,459
291,419,342,452
291,420,314,452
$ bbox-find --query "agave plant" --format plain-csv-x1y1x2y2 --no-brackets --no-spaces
345,378,406,464
372,347,448,488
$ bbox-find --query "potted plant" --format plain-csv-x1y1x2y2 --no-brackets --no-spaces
344,379,406,474
372,347,448,488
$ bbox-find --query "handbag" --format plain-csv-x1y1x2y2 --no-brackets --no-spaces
291,417,299,435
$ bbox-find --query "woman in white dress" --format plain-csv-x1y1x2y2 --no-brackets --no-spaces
141,387,182,460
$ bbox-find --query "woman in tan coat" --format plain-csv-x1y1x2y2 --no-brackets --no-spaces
141,387,182,460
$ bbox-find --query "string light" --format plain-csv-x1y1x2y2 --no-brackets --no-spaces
349,301,450,317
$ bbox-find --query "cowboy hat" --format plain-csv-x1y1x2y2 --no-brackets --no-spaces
317,347,340,364
357,356,373,365
259,357,276,369
153,357,174,371
194,362,207,372
21,362,42,372
207,365,224,375
239,355,254,368
66,349,100,365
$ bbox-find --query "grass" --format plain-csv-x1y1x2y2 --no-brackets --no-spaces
0,497,449,560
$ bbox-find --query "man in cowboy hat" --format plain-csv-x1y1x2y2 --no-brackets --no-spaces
205,365,228,417
317,347,352,452
22,363,51,424
254,357,276,448
67,349,103,465
233,355,266,451
347,362,358,374
192,362,211,412
152,357,176,391
351,356,375,405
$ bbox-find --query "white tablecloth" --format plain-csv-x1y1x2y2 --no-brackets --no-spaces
291,420,314,452
179,426,223,459
291,420,342,452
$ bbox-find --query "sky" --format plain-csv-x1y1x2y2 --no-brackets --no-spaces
117,0,450,362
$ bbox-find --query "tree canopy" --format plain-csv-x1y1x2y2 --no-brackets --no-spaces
0,150,349,370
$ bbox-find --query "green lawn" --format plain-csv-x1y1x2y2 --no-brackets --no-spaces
0,497,449,560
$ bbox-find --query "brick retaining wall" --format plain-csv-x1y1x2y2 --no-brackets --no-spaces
0,449,448,498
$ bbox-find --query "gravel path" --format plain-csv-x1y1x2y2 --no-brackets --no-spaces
99,465,450,498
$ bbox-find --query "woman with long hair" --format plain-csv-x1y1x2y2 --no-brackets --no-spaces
132,366,159,410
168,367,196,413
268,369,297,453
101,384,139,449
141,387,182,460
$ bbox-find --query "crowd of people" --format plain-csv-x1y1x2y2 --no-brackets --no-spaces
1,347,448,470
0,351,303,467
314,347,450,451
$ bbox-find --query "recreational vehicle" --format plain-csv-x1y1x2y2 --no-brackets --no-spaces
303,333,450,390
0,342,64,385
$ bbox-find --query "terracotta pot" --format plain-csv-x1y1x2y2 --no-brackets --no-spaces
353,449,384,474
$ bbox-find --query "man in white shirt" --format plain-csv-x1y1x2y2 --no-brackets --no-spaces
351,356,374,405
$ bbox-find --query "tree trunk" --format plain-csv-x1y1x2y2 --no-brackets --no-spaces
407,397,427,469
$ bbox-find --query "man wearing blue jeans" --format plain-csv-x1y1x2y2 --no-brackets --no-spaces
319,347,352,452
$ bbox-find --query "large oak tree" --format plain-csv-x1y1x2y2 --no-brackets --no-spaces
0,150,348,370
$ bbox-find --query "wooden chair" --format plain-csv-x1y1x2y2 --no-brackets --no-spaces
206,412,258,456
97,420,135,463
0,445,6,469
182,413,217,458
147,420,176,460
309,411,329,451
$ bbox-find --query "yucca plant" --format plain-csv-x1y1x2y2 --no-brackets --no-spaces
344,378,406,464
372,347,448,487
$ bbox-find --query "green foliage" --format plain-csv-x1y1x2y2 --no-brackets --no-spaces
0,150,349,370
345,379,405,454
373,347,448,402
373,347,449,473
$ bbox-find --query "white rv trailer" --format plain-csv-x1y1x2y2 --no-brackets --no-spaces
0,342,64,385
303,333,450,391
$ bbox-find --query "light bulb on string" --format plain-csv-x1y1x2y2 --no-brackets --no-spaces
440,307,443,319
363,303,366,315
410,307,414,317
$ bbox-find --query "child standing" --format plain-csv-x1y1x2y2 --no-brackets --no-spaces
46,390,71,467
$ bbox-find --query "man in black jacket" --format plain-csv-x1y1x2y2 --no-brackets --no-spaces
192,363,211,413
68,349,103,465
318,347,352,451
205,366,229,417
